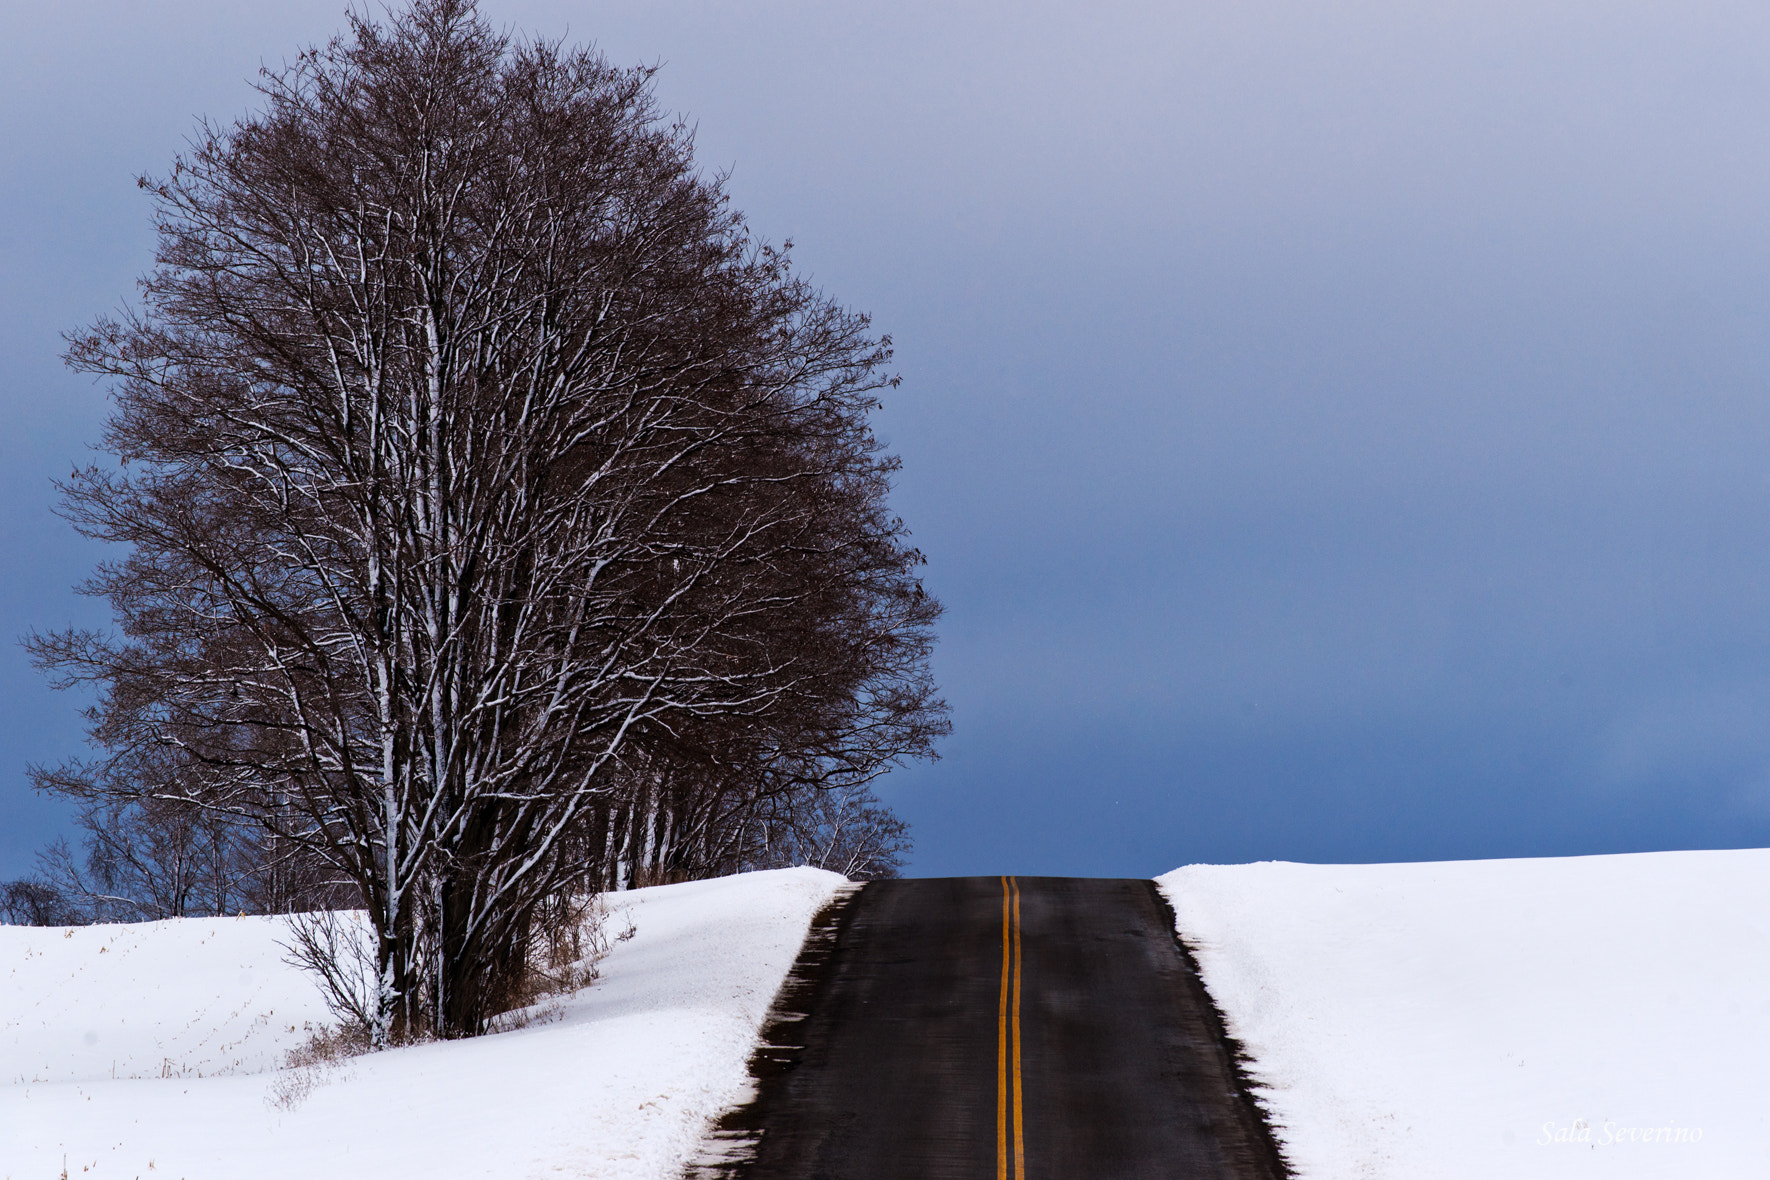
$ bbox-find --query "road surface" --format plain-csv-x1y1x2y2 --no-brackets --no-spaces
694,875,1288,1180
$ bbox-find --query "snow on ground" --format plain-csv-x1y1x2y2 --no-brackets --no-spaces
1161,849,1770,1180
1,866,846,1180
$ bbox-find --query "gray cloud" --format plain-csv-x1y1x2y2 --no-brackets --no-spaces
7,1,1770,876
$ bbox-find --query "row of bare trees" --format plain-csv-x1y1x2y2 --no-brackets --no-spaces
11,0,944,1043
2,772,911,926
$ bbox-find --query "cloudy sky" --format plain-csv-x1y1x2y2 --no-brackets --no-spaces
7,0,1770,879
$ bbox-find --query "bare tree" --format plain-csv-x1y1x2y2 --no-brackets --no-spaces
28,746,352,923
0,878,80,927
586,737,919,888
32,0,944,1041
33,800,243,923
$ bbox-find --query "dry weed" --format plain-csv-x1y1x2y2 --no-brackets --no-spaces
266,1020,370,1110
486,894,636,1033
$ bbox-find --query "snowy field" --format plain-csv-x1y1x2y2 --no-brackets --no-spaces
1,867,846,1180
9,852,1761,1179
1161,849,1770,1179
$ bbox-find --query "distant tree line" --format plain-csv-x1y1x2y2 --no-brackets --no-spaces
3,0,945,1045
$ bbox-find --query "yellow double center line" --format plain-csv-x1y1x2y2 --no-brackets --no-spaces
997,876,1024,1180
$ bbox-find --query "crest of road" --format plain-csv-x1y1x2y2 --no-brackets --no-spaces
692,876,1289,1180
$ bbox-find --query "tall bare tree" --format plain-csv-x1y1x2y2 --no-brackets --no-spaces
33,0,944,1041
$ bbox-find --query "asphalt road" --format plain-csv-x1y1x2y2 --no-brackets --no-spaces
695,876,1287,1180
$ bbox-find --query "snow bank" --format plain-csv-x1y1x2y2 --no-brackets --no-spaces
1160,850,1770,1179
1,866,847,1179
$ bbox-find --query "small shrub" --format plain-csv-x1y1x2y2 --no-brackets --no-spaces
267,1021,371,1110
486,895,636,1033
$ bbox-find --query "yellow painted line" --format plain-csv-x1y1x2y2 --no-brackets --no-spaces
997,876,1025,1180
998,876,1011,1180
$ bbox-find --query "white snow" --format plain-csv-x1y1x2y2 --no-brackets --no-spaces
13,849,1761,1179
1160,849,1770,1179
1,866,847,1180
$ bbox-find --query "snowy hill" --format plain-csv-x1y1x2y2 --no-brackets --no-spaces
9,851,1763,1179
1,867,847,1180
1161,849,1770,1179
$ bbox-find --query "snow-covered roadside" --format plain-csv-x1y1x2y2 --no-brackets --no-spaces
1160,850,1770,1179
1,866,847,1180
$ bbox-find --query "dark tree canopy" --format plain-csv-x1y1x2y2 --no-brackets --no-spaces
31,0,945,1041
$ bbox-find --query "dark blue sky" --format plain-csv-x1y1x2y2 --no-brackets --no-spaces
8,1,1770,879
